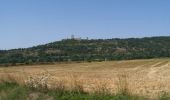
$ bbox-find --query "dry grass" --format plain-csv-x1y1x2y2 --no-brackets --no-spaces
116,73,130,95
0,58,170,98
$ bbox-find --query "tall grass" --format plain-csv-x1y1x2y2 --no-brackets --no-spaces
0,71,169,100
159,92,170,100
116,74,130,95
0,82,148,100
0,82,28,100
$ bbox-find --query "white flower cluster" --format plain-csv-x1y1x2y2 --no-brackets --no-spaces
25,73,49,89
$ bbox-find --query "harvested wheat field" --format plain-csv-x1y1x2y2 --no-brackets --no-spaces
0,58,170,98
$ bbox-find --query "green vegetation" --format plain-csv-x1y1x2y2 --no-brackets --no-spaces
0,36,170,65
1,82,170,100
0,82,148,100
0,82,28,100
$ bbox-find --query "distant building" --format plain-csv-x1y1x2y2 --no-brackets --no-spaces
75,37,81,41
71,34,75,39
71,34,81,41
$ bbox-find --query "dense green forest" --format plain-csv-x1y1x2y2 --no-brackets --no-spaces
0,36,170,65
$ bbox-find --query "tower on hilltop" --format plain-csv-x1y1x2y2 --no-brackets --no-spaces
71,34,75,39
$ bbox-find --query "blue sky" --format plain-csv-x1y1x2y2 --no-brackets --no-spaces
0,0,170,49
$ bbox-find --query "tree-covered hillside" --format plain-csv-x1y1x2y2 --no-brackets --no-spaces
0,36,170,65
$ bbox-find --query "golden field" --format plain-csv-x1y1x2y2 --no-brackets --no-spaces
0,58,170,98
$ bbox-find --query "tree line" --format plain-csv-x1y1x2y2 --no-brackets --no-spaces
0,36,170,66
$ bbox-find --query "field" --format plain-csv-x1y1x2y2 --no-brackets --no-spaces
0,58,170,99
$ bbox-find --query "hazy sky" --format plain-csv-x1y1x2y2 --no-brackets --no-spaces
0,0,170,49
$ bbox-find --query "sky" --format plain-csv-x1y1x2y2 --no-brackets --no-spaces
0,0,170,49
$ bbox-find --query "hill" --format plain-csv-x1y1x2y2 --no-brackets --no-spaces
0,36,170,65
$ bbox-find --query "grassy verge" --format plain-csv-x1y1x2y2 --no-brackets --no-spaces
1,71,170,100
0,82,149,100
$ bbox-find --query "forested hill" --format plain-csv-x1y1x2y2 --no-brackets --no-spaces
0,36,170,65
